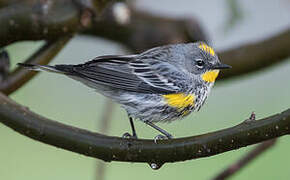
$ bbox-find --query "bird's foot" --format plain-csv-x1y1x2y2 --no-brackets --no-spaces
122,132,138,139
154,134,173,143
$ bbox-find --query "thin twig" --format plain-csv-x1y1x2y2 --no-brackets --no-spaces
96,99,115,180
0,36,71,95
0,92,289,164
212,139,277,180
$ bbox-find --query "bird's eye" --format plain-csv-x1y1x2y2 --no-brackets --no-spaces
196,59,204,68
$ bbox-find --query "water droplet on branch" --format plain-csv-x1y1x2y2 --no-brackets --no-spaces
148,162,164,170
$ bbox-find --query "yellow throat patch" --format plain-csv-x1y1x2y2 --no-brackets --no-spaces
163,93,195,109
202,70,220,83
198,43,215,56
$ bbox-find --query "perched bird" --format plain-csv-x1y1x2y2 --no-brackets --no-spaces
18,42,231,140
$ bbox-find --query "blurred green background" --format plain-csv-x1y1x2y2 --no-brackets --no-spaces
1,0,290,179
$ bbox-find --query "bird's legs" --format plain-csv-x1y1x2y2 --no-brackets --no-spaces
145,121,173,140
122,117,173,141
122,117,138,139
129,117,137,138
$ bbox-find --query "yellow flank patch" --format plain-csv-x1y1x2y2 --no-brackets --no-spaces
198,42,215,56
163,93,195,109
202,70,220,83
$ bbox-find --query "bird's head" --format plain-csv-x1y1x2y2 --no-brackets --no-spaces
185,42,231,83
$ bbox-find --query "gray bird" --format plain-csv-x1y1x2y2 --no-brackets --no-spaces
18,42,231,140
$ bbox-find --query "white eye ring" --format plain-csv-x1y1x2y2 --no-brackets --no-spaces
195,59,204,68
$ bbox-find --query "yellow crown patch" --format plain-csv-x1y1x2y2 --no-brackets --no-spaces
198,43,215,56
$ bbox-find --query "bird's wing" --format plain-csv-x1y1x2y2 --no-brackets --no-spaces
54,55,190,94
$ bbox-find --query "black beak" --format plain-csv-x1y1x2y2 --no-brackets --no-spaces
211,63,232,70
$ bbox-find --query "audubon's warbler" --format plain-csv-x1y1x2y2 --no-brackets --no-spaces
18,42,231,139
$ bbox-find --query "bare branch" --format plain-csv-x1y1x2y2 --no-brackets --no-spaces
85,8,208,52
0,0,119,47
212,139,277,180
0,0,207,49
219,29,290,80
0,36,71,95
0,92,289,164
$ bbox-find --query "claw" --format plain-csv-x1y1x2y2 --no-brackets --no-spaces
154,134,172,143
122,132,137,139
